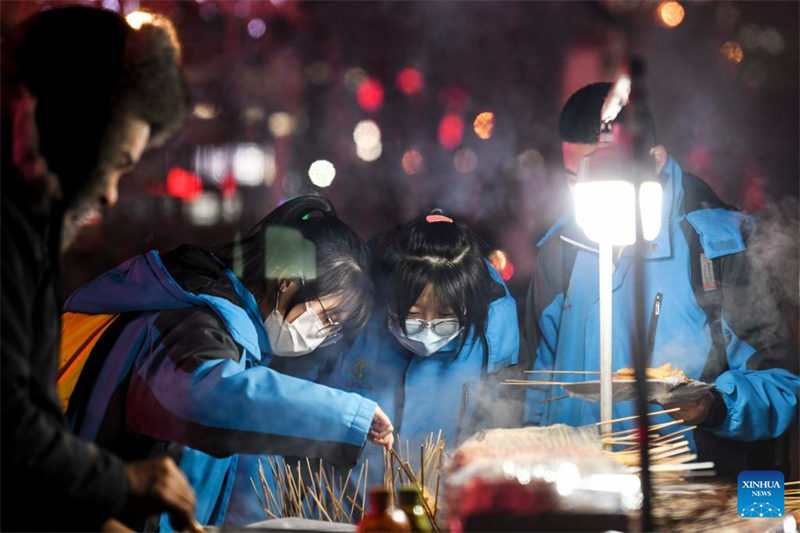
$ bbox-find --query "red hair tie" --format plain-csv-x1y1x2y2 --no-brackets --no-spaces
426,214,453,223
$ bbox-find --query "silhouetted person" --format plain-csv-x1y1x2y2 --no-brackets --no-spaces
1,7,200,530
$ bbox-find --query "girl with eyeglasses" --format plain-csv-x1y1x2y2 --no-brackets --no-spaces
58,196,394,530
273,210,522,491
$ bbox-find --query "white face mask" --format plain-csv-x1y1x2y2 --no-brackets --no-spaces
265,293,327,357
388,317,463,357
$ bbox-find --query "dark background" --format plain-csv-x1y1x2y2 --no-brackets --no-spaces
2,0,797,302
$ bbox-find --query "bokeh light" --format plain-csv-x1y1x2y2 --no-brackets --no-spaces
102,0,121,12
453,148,478,173
193,103,219,120
657,1,684,29
268,112,295,138
402,150,423,175
167,167,203,202
353,120,381,147
247,18,267,39
356,78,384,112
125,10,153,29
438,114,464,149
344,68,368,92
356,142,382,162
185,192,220,226
353,120,382,162
720,41,744,64
473,111,495,140
232,144,271,186
488,250,514,281
308,160,336,187
396,68,424,95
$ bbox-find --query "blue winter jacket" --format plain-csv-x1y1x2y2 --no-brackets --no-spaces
523,158,799,476
271,263,521,492
61,246,377,529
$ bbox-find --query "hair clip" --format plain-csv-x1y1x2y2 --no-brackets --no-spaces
426,214,453,224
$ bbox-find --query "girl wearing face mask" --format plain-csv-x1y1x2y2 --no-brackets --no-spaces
275,210,521,491
58,196,394,530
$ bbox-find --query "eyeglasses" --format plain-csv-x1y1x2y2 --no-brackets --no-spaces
298,278,343,347
315,297,343,347
392,314,462,336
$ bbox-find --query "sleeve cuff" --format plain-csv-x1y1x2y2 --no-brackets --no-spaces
346,396,378,448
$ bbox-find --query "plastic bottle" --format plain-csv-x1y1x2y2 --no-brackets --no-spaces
357,488,411,533
397,487,432,532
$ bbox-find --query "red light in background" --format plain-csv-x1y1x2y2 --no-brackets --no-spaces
356,78,384,112
438,114,464,149
488,249,515,281
220,172,238,198
396,68,424,95
167,167,203,202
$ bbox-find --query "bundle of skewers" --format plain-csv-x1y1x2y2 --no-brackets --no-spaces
596,408,713,474
383,432,446,532
252,456,369,524
786,480,800,515
649,481,797,532
504,367,714,474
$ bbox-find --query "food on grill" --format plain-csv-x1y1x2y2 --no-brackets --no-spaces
613,363,687,381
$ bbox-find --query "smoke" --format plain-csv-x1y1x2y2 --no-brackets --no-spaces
744,198,800,342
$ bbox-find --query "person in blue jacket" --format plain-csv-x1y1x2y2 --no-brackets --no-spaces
523,82,799,478
59,195,394,530
273,210,522,491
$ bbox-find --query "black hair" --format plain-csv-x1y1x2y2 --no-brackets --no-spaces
216,195,374,339
373,213,495,354
558,82,656,146
6,6,189,203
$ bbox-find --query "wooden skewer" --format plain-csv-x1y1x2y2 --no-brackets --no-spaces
630,461,714,473
390,448,440,531
349,462,364,521
305,483,334,522
649,426,696,444
362,459,368,521
650,446,691,462
785,480,800,486
501,380,571,386
525,370,601,374
420,444,425,490
595,407,680,426
346,495,365,514
434,472,441,516
258,459,281,516
540,394,570,403
603,418,686,439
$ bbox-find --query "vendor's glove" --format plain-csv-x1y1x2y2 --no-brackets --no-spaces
663,390,724,427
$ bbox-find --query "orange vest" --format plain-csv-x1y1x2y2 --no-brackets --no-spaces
57,312,119,412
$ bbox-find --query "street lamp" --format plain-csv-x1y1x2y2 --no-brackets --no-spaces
572,76,663,440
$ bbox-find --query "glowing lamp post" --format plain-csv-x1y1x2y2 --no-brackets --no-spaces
573,137,663,440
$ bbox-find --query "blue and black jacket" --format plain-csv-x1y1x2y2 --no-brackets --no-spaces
272,262,522,491
61,245,377,529
523,157,799,478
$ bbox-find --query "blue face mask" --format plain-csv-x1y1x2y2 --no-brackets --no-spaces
388,317,463,357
